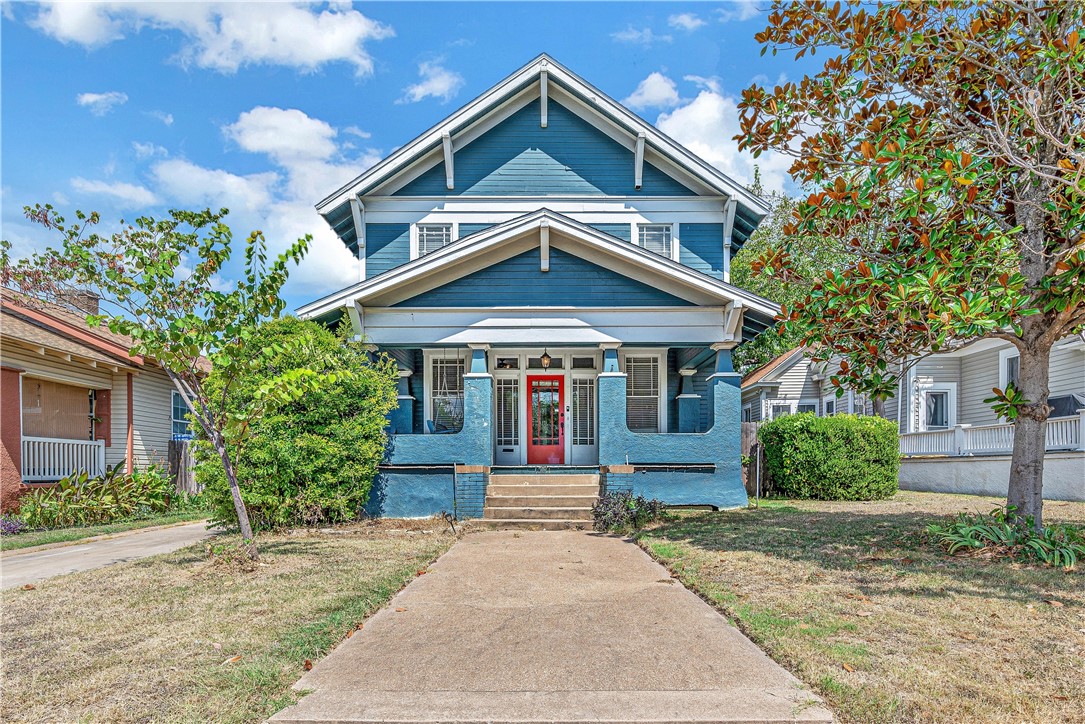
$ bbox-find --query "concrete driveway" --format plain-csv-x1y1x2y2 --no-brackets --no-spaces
1,521,214,589
272,530,832,723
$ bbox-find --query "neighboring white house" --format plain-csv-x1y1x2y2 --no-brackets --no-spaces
742,339,1085,501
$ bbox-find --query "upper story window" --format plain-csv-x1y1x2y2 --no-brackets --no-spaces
418,224,453,257
637,224,672,258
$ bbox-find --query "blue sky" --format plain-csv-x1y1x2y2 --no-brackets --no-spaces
1,2,817,310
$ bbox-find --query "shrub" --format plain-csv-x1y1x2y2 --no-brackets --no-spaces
758,413,899,500
18,461,173,529
927,506,1085,570
195,317,398,531
592,491,666,532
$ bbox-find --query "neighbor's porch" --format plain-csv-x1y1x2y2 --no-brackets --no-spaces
19,376,108,482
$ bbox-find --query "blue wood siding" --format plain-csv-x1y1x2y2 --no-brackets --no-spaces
458,223,494,237
679,223,724,280
587,223,632,242
394,247,695,307
393,99,696,197
366,224,410,278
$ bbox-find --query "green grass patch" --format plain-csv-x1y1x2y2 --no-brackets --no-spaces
1,510,209,551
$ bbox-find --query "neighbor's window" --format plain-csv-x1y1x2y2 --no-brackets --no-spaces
625,356,661,432
430,357,465,433
172,391,192,438
925,390,949,430
771,403,791,420
741,406,753,423
824,399,835,417
797,403,817,415
417,224,453,257
1004,354,1020,389
637,224,672,257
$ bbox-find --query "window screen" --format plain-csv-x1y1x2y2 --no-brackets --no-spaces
495,378,519,446
572,377,596,445
638,224,672,257
430,358,465,432
626,356,660,432
418,224,453,256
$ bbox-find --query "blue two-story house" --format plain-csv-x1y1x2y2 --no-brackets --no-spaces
298,55,778,524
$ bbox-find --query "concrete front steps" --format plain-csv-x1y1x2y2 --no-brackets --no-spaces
478,473,599,530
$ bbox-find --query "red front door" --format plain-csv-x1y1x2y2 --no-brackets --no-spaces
527,375,564,464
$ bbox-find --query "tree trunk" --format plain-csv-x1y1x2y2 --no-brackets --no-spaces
212,436,258,559
1005,340,1051,531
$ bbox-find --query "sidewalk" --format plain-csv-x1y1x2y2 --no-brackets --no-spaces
1,521,215,589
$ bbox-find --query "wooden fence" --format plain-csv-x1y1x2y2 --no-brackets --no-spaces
168,439,200,495
741,422,765,499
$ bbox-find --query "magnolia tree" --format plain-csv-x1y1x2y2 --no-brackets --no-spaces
736,1,1085,527
2,206,334,556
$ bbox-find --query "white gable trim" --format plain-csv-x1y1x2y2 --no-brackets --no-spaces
315,54,768,216
297,209,779,320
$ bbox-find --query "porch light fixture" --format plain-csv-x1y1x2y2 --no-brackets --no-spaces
540,349,552,369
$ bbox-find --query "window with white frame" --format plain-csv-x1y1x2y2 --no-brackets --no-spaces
637,224,672,257
999,347,1021,391
742,405,753,423
823,398,836,417
417,224,453,257
770,403,791,420
924,390,950,430
625,356,661,432
797,402,818,415
172,391,192,438
430,357,465,432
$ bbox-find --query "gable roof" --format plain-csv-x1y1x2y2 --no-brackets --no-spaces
741,347,807,388
316,54,769,252
298,208,779,338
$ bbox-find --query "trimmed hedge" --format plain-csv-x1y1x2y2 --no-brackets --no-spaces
758,413,900,500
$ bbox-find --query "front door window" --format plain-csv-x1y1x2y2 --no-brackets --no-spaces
527,375,564,464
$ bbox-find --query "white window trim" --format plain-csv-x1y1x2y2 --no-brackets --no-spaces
171,390,191,437
422,349,468,433
411,221,458,260
619,349,668,433
998,347,1021,391
741,404,753,423
822,396,837,417
796,399,819,415
633,222,680,262
917,382,957,431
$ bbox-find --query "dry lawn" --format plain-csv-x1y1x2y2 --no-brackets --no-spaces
1,519,457,723
640,491,1085,724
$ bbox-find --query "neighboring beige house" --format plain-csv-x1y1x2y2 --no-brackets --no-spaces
742,340,1085,501
1,290,190,512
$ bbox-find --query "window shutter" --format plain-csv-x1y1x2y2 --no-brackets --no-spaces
625,356,660,432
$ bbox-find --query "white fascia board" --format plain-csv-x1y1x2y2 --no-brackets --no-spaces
315,54,769,217
297,209,780,320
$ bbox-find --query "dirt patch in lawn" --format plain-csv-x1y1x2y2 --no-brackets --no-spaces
639,492,1085,724
1,518,457,724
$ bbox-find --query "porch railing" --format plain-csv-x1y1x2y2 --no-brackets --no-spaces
21,436,107,482
899,411,1085,457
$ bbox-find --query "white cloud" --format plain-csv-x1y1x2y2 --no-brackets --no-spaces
76,91,128,116
150,159,277,213
684,74,722,94
398,60,465,104
132,142,168,160
146,110,174,126
70,177,158,207
29,2,394,75
343,126,371,139
716,1,762,23
623,72,680,111
654,90,793,194
611,26,672,45
668,13,706,32
224,106,338,166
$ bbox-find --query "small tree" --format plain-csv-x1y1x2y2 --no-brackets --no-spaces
2,205,329,556
736,1,1085,528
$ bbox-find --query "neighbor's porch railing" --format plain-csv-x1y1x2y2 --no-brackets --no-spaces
21,436,107,482
899,411,1085,457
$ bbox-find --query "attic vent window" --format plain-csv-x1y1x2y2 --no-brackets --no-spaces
418,224,453,256
637,224,672,258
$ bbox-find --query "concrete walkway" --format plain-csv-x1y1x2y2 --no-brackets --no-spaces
1,521,214,589
272,531,833,723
